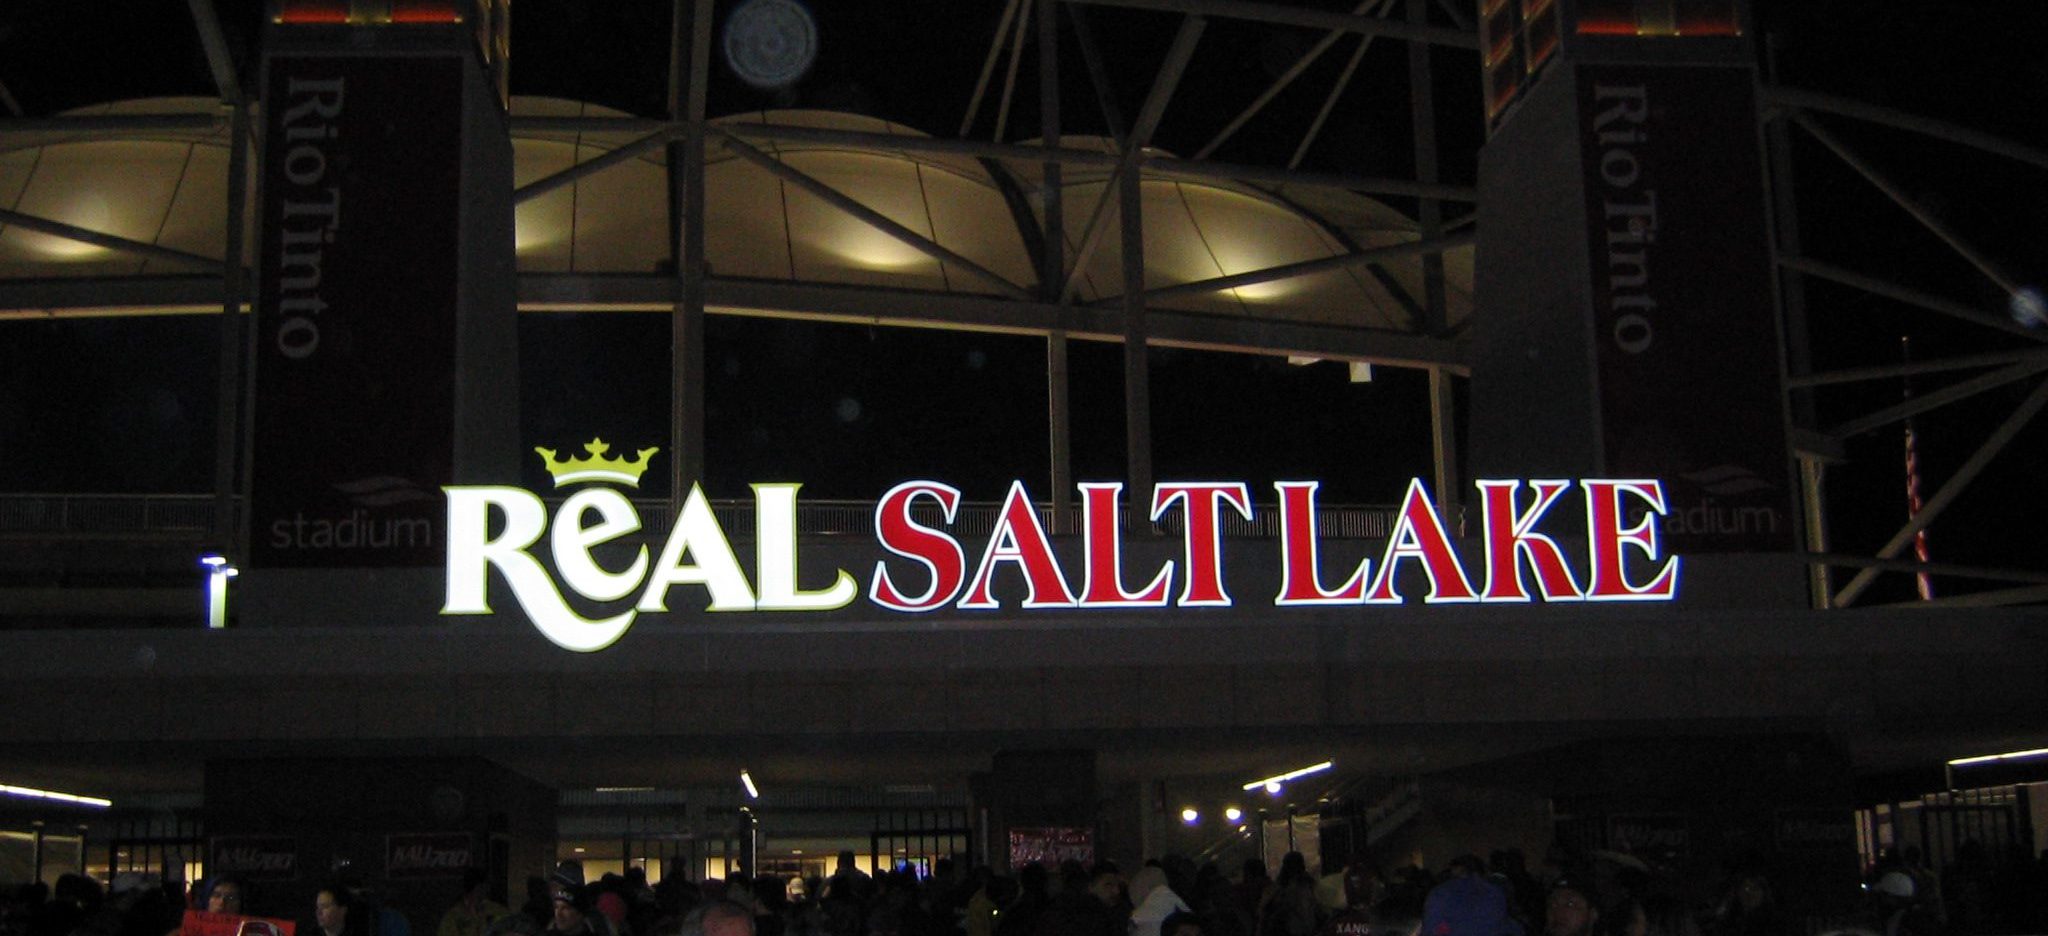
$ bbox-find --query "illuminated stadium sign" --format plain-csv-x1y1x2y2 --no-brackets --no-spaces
443,441,1680,651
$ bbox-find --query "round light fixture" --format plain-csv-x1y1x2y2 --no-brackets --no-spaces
724,0,818,89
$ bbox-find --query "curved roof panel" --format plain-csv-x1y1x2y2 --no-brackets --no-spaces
1,98,1468,334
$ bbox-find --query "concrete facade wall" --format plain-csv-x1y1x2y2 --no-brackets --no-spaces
0,605,2039,759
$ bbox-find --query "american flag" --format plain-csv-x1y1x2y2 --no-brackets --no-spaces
1902,337,1933,600
1904,421,1933,600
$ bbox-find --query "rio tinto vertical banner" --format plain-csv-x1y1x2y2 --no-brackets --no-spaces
1578,65,1794,553
251,56,462,567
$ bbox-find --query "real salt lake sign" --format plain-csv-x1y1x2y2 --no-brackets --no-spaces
444,441,1680,652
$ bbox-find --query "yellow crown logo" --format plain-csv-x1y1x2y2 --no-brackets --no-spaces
534,438,660,488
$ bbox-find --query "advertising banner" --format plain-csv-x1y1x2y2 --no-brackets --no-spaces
1607,813,1689,876
209,836,299,882
1006,827,1094,868
250,54,463,568
1577,65,1794,553
385,832,476,879
1775,808,1857,852
183,910,296,936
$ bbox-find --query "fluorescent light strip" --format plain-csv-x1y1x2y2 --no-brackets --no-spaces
1948,747,2048,767
0,783,112,808
740,770,760,799
594,786,655,793
1241,760,1334,792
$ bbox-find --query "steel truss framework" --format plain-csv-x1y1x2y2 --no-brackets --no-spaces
0,0,2041,607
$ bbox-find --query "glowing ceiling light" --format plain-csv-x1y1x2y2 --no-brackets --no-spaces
1224,807,1242,822
514,213,567,253
1231,280,1298,302
1948,747,2048,767
1180,808,1199,825
1243,761,1334,792
0,784,112,808
17,195,116,260
825,229,929,271
201,554,238,630
741,769,760,799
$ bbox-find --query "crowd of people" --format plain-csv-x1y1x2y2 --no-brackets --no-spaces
5,843,2048,936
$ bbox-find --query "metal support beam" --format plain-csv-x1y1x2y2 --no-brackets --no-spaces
1048,331,1073,530
1409,0,1454,520
1833,376,2048,607
1825,358,2048,440
1799,456,1831,608
1041,0,1074,532
512,116,671,134
1290,11,1379,170
0,276,224,316
0,207,222,272
1428,366,1460,531
514,128,678,205
1089,231,1472,306
1071,0,1478,49
666,0,688,118
994,0,1036,142
514,117,1471,201
1067,3,1129,147
672,0,714,497
711,129,1035,300
1901,585,2048,610
1763,85,2048,174
518,273,1469,368
1805,553,2048,588
186,0,243,104
1788,348,2048,389
1763,35,1818,431
725,121,1119,167
1040,0,1065,302
1060,15,1207,302
963,0,1026,138
1792,113,2023,297
0,114,224,134
1776,255,2046,344
1121,153,1155,517
1408,0,1445,336
1167,157,1476,201
1193,0,1377,161
211,102,252,553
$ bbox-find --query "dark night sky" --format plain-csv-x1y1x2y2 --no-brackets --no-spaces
0,1,2043,603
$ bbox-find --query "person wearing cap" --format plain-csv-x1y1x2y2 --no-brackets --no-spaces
1423,870,1523,936
546,885,611,936
1872,871,1937,936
